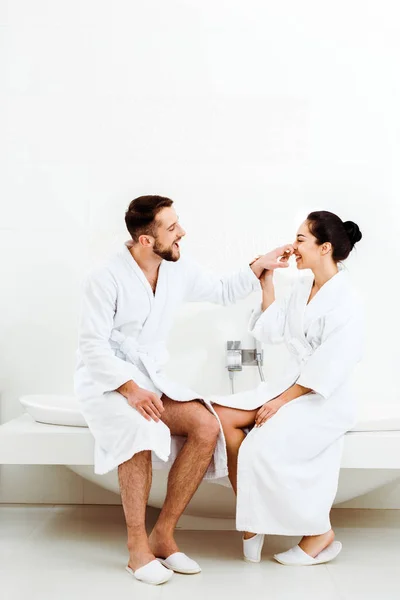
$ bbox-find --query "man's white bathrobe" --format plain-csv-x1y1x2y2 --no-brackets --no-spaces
74,243,260,477
213,270,363,535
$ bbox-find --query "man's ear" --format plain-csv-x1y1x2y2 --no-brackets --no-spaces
138,234,153,248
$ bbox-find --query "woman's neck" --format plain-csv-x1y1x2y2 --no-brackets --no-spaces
311,261,339,290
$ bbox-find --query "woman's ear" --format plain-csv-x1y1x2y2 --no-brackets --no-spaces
321,242,332,256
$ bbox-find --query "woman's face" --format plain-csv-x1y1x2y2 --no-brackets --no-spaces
292,221,323,270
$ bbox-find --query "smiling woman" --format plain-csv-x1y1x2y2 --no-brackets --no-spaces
294,211,363,271
212,210,364,566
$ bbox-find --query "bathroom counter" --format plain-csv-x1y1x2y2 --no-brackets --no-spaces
0,414,94,465
1,414,400,469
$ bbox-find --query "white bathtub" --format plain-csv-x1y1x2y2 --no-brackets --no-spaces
2,393,400,521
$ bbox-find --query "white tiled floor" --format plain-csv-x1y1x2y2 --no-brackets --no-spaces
1,506,399,600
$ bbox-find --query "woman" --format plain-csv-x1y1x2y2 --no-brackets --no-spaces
213,211,363,566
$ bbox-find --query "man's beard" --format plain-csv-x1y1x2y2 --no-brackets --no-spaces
153,238,180,262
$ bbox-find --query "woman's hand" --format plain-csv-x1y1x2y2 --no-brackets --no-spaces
260,268,274,287
255,397,285,427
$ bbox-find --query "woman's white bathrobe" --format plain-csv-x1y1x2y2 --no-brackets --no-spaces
74,243,260,476
213,270,363,535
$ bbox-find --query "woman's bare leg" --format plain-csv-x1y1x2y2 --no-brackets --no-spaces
213,404,258,540
299,529,335,557
215,403,336,553
213,404,257,493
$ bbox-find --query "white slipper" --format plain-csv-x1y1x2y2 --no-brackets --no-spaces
125,559,173,585
274,541,342,566
243,533,265,563
157,552,201,574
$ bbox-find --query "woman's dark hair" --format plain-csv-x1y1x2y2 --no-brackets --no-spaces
306,211,362,261
125,195,173,242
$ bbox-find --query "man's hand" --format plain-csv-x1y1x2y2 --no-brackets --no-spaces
117,381,164,422
250,245,294,278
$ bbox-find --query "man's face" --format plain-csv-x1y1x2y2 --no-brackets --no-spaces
152,206,186,262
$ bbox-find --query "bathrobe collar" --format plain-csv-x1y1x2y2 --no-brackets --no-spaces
122,242,167,306
288,269,347,362
304,268,347,320
121,242,170,343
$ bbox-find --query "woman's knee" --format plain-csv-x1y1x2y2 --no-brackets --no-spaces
213,404,254,433
213,404,233,428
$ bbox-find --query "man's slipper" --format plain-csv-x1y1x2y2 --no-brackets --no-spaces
157,552,201,574
125,559,173,585
274,541,342,566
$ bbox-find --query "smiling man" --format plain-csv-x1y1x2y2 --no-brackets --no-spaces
74,195,291,585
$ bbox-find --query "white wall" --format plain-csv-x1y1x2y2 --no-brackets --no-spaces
1,0,400,507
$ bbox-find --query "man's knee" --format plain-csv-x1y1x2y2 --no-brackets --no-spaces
191,407,220,444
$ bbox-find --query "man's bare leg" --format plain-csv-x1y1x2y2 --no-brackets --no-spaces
149,396,220,559
213,404,258,540
118,450,155,571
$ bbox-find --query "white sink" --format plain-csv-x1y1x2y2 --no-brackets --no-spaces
19,395,87,427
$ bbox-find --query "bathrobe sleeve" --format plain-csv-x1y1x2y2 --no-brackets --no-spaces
248,292,291,344
77,267,136,393
296,305,364,399
184,260,261,305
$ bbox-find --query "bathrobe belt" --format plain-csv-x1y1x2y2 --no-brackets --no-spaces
287,338,313,365
109,330,169,370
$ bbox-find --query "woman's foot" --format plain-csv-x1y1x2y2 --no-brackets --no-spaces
243,532,265,563
298,529,335,558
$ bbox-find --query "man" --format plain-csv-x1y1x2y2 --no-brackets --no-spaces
74,195,291,585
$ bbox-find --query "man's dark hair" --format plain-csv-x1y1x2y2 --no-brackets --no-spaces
125,195,173,242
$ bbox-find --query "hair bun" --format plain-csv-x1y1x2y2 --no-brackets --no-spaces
343,221,362,245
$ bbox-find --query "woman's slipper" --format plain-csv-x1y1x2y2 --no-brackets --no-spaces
157,552,201,574
274,541,342,566
125,559,173,585
243,533,265,563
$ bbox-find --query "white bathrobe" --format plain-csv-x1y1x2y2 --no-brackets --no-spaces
213,270,363,535
74,243,260,476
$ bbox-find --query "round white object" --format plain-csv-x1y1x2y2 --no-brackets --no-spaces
19,395,88,427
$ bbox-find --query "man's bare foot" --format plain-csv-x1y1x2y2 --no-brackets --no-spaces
127,550,157,572
299,529,335,558
243,531,258,540
126,529,156,571
149,527,179,559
